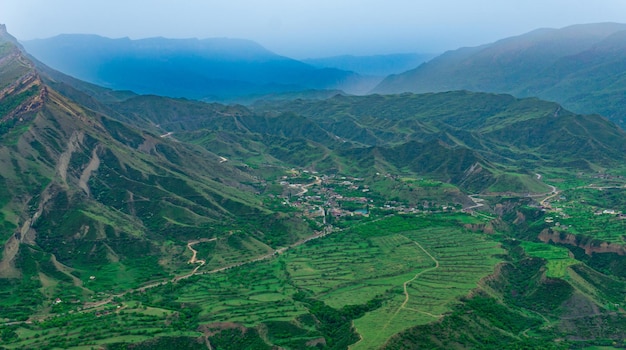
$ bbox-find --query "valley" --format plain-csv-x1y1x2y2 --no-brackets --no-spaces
3,161,626,349
2,22,626,350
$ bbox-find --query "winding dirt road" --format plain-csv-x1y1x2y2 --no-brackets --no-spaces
379,237,441,334
171,238,213,281
70,227,335,317
398,241,440,311
295,176,321,196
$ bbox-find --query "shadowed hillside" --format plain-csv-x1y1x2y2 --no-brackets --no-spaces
22,34,368,101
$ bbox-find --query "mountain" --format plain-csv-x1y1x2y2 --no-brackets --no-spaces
4,24,626,349
0,25,315,320
22,34,366,101
303,53,436,77
257,92,626,172
374,23,626,126
99,88,626,196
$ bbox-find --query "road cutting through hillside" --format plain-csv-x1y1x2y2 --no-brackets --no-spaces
296,175,321,196
172,238,214,281
70,227,335,317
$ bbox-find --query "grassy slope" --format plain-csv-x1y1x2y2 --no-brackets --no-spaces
373,24,626,126
0,40,316,321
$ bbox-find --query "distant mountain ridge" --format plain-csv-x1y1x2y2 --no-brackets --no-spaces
374,22,626,126
303,53,436,77
258,92,626,173
22,34,367,101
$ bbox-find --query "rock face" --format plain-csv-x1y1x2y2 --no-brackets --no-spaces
538,229,626,255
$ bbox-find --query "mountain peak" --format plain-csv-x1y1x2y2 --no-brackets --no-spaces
0,24,19,45
0,23,22,49
22,34,363,100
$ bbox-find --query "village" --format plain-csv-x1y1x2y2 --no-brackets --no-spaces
269,168,626,239
538,186,626,240
269,169,460,225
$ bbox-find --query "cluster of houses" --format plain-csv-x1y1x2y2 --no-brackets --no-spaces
277,172,371,220
274,170,459,222
542,192,626,233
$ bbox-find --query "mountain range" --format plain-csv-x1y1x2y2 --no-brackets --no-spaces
302,53,435,77
22,34,371,101
25,23,626,129
3,22,626,349
4,21,626,286
0,26,315,309
374,22,626,127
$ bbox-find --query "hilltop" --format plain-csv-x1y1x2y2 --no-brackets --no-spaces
255,92,626,184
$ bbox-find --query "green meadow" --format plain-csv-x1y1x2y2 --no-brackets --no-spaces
521,241,578,278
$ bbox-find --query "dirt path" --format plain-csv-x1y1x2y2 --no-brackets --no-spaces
468,173,560,209
539,181,559,207
380,238,441,332
27,225,340,323
466,195,485,210
398,241,440,311
536,182,625,208
403,307,441,318
187,238,214,265
171,238,214,281
296,176,321,196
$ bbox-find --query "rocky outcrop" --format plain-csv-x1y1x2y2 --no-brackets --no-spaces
538,229,626,256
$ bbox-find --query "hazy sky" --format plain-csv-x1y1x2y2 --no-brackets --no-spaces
3,0,626,58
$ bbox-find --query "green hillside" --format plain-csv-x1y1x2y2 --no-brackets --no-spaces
374,23,626,127
0,29,314,322
2,24,626,350
256,92,626,183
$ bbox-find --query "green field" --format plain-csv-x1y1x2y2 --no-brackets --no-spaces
174,261,306,325
544,187,626,243
521,241,578,278
1,214,505,349
351,225,503,349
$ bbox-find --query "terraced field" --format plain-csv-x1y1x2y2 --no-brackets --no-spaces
285,233,434,307
350,225,503,349
4,302,188,349
521,241,578,279
135,215,504,348
2,214,504,349
173,261,305,325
